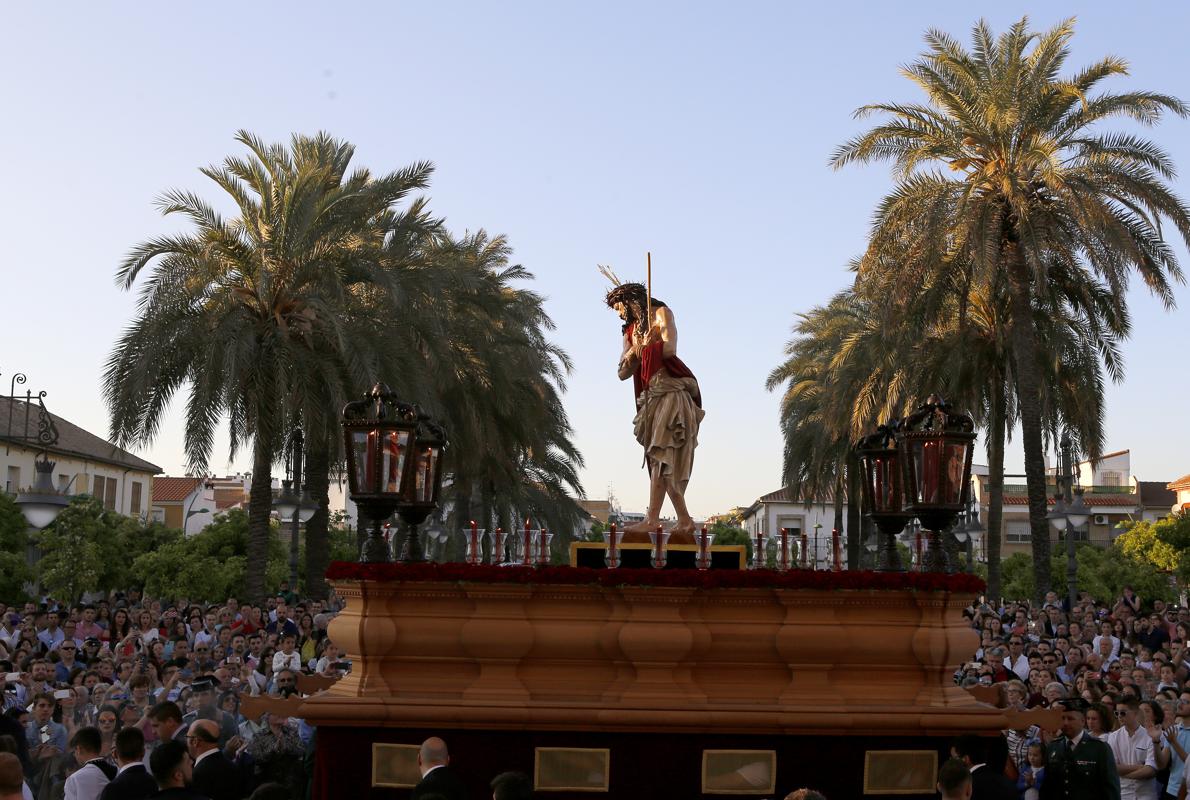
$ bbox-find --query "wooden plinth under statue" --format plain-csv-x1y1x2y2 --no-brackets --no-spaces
299,562,1053,799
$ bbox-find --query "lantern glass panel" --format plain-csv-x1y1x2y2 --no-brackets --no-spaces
380,430,412,494
350,430,373,493
866,452,903,514
942,441,968,505
409,446,440,503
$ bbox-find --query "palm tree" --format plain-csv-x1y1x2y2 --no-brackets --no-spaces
105,131,437,601
832,17,1190,597
422,232,585,555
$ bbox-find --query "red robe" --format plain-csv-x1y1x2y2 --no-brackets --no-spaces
629,331,701,409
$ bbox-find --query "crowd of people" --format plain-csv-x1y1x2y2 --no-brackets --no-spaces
0,583,340,800
4,578,1188,800
950,585,1190,800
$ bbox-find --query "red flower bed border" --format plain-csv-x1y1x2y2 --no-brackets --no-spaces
325,561,985,593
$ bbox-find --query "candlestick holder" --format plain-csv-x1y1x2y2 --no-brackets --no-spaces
602,525,623,568
695,527,716,570
777,528,793,572
464,527,486,566
520,529,540,567
486,528,507,565
649,527,671,569
751,530,768,570
536,529,554,566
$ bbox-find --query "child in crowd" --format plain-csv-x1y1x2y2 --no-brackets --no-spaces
1016,740,1045,800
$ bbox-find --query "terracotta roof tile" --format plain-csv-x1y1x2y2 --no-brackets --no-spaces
152,476,201,503
756,485,840,503
1169,474,1190,491
1002,494,1138,507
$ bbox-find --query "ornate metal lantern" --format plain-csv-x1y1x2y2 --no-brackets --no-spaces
856,424,910,572
342,384,420,563
896,395,975,573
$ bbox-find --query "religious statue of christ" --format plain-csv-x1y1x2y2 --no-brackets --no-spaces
603,274,704,544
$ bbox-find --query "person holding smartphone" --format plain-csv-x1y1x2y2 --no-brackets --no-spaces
24,693,67,757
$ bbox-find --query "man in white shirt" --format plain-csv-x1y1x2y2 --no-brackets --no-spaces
64,727,114,800
1005,636,1030,681
1105,697,1158,800
1093,621,1123,663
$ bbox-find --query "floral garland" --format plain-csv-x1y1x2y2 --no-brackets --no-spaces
325,561,985,593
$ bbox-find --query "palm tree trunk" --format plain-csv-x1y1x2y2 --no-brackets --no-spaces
1006,244,1052,603
246,440,274,604
986,375,1007,603
304,435,331,599
845,454,861,570
832,476,844,569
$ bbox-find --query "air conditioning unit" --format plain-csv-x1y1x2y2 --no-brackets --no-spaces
1093,514,1109,526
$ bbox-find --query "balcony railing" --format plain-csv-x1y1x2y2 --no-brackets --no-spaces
1000,484,1134,496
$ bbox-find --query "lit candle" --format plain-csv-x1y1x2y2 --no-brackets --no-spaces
470,520,479,565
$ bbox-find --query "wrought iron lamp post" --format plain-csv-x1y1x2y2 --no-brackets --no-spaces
274,429,317,588
1047,432,1090,610
341,383,447,564
4,370,70,529
958,482,985,573
896,395,976,574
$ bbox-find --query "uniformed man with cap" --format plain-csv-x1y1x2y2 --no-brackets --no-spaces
1040,698,1121,800
180,678,237,745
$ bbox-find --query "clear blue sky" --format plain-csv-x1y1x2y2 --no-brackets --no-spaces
2,3,1187,518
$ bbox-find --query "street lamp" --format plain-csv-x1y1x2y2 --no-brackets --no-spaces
897,395,976,573
341,383,447,564
274,429,318,589
961,491,985,573
183,507,212,535
4,370,69,529
1048,432,1090,609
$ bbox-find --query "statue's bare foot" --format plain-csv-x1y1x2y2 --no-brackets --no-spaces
669,518,696,545
621,518,659,544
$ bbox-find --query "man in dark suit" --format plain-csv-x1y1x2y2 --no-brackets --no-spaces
187,720,242,800
411,737,467,800
1041,698,1121,800
951,734,1016,800
148,740,210,800
100,728,158,800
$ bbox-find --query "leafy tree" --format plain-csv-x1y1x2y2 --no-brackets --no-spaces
584,519,607,542
0,493,33,602
833,17,1190,599
710,521,753,562
131,509,287,602
1116,512,1190,583
999,544,1174,604
36,497,109,602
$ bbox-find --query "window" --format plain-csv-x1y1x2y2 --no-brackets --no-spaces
5,466,18,494
92,475,118,510
1006,521,1031,544
130,481,143,515
1100,471,1122,486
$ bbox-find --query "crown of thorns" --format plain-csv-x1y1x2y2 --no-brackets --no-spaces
598,265,647,308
